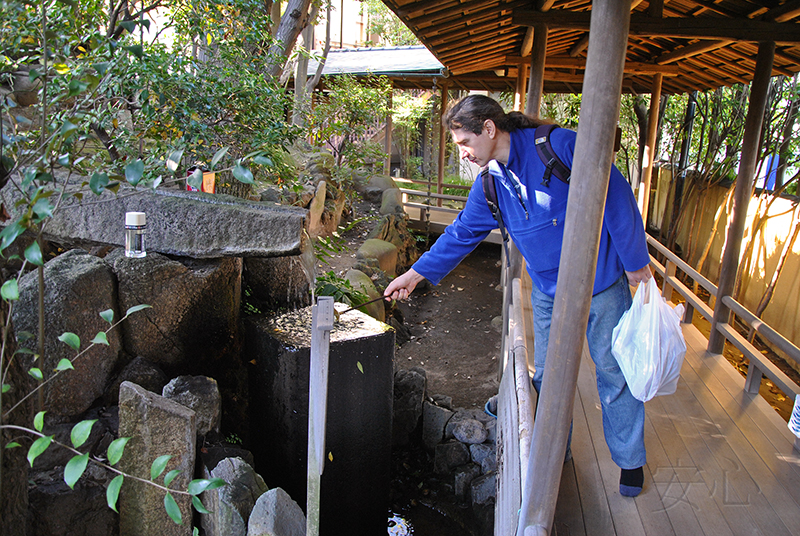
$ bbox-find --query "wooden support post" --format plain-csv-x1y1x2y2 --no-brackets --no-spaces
384,91,393,176
515,64,528,112
437,85,448,207
526,23,548,117
637,73,663,223
517,1,631,534
307,297,334,536
708,41,776,354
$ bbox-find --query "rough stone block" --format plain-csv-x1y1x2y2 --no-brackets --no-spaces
367,214,420,271
469,443,495,467
393,368,426,447
105,356,168,405
118,381,196,536
162,375,222,436
247,488,306,536
470,472,497,506
12,249,122,416
356,238,398,277
454,464,482,500
344,269,384,322
380,187,404,215
110,251,241,370
423,401,454,450
28,464,117,536
452,419,488,445
0,186,308,258
201,457,268,536
481,455,497,474
434,441,470,474
245,306,394,536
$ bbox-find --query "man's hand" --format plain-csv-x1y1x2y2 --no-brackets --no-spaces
384,268,426,301
625,265,652,287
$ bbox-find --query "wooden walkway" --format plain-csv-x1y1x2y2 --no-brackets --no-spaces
554,319,800,536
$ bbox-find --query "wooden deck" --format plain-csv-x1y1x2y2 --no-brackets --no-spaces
554,319,800,536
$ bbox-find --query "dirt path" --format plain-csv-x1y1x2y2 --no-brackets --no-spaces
392,242,503,409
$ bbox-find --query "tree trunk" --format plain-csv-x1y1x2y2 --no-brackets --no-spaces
775,78,798,190
632,96,648,189
266,0,313,79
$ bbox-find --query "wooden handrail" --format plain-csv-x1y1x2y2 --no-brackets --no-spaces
645,235,800,405
398,187,468,203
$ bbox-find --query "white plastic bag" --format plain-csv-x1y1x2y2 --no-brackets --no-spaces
611,278,687,402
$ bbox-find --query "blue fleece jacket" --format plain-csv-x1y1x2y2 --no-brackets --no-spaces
412,127,650,297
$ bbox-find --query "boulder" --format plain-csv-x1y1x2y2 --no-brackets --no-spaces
12,249,123,416
367,214,420,272
28,464,118,536
162,375,222,436
344,269,384,322
201,457,268,536
104,356,168,405
469,443,494,467
434,441,470,474
481,455,497,474
118,382,196,536
0,185,308,258
392,368,426,447
380,188,404,215
307,181,327,237
109,251,241,371
366,174,398,193
470,472,497,506
452,419,488,445
454,464,482,500
356,239,398,277
247,488,305,536
422,401,454,451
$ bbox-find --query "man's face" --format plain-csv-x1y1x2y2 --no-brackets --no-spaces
451,126,494,167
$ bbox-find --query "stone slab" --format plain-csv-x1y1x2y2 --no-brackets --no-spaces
1,185,307,258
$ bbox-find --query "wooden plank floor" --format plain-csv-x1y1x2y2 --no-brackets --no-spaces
555,320,800,536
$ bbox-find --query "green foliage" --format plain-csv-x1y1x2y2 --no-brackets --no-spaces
307,74,391,168
315,271,368,307
392,91,435,179
360,0,420,47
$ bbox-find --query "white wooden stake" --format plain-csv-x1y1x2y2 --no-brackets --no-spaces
307,296,334,536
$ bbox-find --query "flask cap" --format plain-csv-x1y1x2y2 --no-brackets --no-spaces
125,212,146,226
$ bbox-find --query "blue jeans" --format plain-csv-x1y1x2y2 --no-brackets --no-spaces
531,274,646,470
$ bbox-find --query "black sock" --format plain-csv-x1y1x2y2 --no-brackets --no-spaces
619,467,644,497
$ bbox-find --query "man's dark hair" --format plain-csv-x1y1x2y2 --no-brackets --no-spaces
443,94,545,134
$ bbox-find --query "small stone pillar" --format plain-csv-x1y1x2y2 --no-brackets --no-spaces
245,306,394,536
118,381,197,536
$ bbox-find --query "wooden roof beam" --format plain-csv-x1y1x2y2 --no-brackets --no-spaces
724,45,796,77
410,0,527,29
511,11,800,43
504,55,681,75
439,35,519,61
428,19,518,46
656,39,732,64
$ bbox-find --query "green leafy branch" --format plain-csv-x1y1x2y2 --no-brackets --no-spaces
2,420,225,525
1,304,152,420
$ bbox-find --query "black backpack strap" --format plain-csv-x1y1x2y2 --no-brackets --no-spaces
481,168,511,268
534,124,571,187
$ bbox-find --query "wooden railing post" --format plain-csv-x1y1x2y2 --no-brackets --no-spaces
709,41,775,354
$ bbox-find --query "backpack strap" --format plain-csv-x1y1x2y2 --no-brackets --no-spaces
481,167,511,268
534,124,571,187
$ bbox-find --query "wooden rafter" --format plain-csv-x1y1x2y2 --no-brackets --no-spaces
512,11,800,43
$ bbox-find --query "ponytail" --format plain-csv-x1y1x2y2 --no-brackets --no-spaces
443,95,548,134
